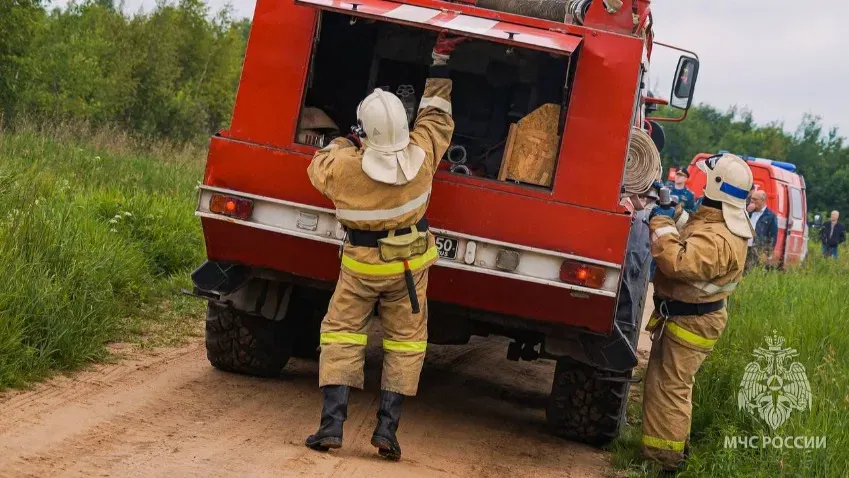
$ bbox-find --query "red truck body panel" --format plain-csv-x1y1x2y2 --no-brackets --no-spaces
201,0,652,334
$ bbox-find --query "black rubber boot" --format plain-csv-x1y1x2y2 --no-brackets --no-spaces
305,385,349,451
370,390,405,461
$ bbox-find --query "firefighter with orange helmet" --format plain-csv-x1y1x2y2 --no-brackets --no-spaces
641,153,752,471
304,32,468,461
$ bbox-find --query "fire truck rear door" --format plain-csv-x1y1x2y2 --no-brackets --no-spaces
294,0,583,56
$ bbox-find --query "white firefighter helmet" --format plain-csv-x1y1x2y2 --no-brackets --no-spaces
356,88,425,186
697,153,754,239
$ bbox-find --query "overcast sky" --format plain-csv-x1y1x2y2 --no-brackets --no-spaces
51,0,849,135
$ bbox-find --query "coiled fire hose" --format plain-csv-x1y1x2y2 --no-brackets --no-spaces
447,144,467,164
469,0,622,24
450,164,472,175
623,127,662,196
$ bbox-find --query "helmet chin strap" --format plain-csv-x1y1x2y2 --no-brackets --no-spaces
701,197,723,210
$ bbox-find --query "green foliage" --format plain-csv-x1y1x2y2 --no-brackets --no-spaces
656,105,849,217
0,0,46,118
1,0,247,141
611,251,849,477
0,126,205,388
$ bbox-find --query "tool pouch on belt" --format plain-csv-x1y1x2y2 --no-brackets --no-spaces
378,226,428,315
377,226,429,262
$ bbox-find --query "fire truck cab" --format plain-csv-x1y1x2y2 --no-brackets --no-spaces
192,0,699,446
670,153,809,268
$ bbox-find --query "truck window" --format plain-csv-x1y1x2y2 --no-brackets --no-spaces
298,12,575,189
789,188,803,220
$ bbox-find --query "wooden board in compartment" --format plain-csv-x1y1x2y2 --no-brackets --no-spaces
497,103,561,187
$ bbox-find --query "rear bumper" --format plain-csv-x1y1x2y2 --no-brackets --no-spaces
199,214,621,334
197,184,620,297
190,258,638,372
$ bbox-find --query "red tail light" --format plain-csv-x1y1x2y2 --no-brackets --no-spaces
210,194,253,220
560,260,606,289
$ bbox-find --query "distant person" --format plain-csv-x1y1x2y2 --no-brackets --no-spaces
746,190,778,269
670,167,697,213
820,210,845,259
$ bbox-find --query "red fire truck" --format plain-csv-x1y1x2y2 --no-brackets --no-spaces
191,0,700,445
669,153,809,268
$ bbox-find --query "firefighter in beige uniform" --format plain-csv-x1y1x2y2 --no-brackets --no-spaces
641,154,753,471
304,32,467,460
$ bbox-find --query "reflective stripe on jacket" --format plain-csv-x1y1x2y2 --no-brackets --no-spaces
650,206,748,304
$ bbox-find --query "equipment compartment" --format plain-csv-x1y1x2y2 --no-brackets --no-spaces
299,12,576,187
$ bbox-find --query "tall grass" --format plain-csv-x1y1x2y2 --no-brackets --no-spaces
0,124,206,388
612,248,849,477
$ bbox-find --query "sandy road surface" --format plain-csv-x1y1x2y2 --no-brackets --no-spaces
0,291,657,478
1,336,615,477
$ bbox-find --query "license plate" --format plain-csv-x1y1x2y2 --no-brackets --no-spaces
435,235,459,260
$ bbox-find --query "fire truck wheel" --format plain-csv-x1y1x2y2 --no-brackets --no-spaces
546,358,631,447
286,287,330,360
205,302,292,378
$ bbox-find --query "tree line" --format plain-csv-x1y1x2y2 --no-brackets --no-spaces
1,0,847,215
1,0,249,141
657,106,849,218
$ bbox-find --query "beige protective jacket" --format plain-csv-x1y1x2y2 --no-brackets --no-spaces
651,207,748,305
307,77,454,279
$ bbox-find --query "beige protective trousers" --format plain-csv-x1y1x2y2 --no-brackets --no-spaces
641,309,727,469
318,268,429,396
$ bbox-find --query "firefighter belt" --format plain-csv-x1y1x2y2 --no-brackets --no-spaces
319,267,429,396
640,305,728,470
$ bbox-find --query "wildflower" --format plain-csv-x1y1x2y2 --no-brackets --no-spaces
110,228,117,233
109,218,118,224
123,211,133,217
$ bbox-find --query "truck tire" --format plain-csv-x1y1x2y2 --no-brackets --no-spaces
205,302,292,377
547,358,631,447
286,287,331,360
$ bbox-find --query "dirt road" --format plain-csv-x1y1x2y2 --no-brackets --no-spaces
0,334,618,477
0,290,657,478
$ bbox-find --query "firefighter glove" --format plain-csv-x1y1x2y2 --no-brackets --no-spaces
432,31,469,66
649,204,676,220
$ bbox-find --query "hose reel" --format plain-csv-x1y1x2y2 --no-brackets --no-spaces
623,127,662,196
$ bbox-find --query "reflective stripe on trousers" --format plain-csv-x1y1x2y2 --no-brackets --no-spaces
649,315,718,350
341,246,438,276
666,322,717,349
642,435,686,452
320,334,427,353
319,269,429,395
383,339,427,353
320,332,368,346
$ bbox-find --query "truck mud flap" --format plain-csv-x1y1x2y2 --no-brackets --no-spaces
191,261,251,296
544,210,651,373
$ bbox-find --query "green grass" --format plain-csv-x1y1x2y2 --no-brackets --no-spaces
611,247,849,477
0,124,207,389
